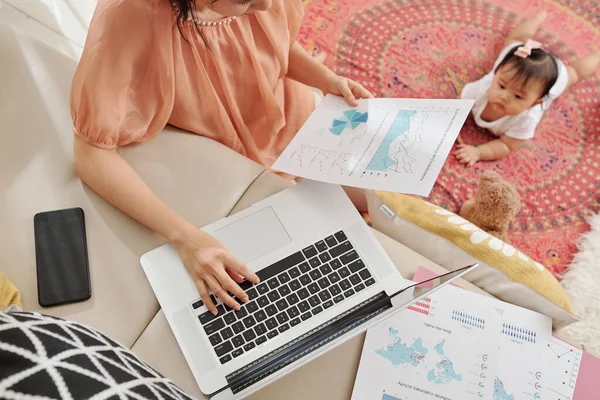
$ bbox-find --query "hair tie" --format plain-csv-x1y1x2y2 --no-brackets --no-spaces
515,39,543,58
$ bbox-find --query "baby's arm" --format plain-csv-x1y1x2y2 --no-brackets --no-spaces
505,12,547,47
456,136,526,166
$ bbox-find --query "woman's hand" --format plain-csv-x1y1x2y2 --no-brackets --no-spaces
172,228,260,315
455,144,480,167
320,72,374,106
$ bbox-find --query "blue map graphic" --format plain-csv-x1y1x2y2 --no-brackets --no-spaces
330,109,368,136
376,327,428,367
382,394,403,400
426,340,462,384
367,110,417,172
493,377,514,400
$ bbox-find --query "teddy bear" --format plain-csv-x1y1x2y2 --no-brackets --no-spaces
460,171,521,242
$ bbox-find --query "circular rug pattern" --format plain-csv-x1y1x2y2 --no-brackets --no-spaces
299,0,600,277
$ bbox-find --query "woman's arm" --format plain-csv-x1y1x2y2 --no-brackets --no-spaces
287,42,373,106
455,136,525,166
73,136,259,314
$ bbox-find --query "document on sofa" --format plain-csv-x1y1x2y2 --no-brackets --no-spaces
272,95,473,196
351,284,556,400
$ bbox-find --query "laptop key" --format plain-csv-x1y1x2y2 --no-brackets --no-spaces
318,290,331,302
344,289,355,298
243,316,256,329
298,301,310,313
279,272,291,284
268,277,280,290
340,251,359,265
365,278,376,287
267,291,281,302
255,310,267,322
320,263,332,275
257,251,305,281
192,300,204,309
349,274,361,286
232,348,244,358
276,299,289,312
339,279,351,291
302,245,318,259
359,269,372,280
334,231,347,242
310,270,322,281
349,260,366,273
329,284,341,296
289,279,301,291
244,342,256,351
279,285,291,297
323,300,334,309
246,302,259,314
355,283,366,292
204,319,225,335
289,267,301,279
287,306,300,318
198,312,216,325
257,283,269,295
339,267,351,279
329,272,341,284
330,259,342,270
265,318,278,331
256,336,267,346
309,257,321,268
276,312,289,324
265,305,278,316
334,295,344,303
267,330,279,339
246,288,258,301
299,262,311,274
220,354,232,364
312,306,323,315
329,241,352,258
234,307,248,319
298,288,310,299
301,312,312,321
286,293,299,305
257,296,269,308
308,295,321,308
318,277,330,290
215,341,233,357
299,275,311,286
325,235,337,247
209,332,222,346
308,283,320,294
232,335,245,348
319,252,331,263
243,330,256,342
255,323,267,336
278,324,290,333
221,327,234,340
290,318,301,327
315,241,327,252
232,321,244,334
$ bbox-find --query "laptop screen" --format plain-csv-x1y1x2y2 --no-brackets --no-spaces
390,264,477,301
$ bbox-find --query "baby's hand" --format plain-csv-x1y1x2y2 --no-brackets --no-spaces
455,144,480,167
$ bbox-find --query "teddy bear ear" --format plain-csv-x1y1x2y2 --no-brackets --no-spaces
481,171,500,181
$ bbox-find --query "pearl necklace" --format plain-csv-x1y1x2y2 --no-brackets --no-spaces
189,15,237,27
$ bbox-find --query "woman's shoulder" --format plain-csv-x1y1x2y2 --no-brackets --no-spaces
93,0,172,23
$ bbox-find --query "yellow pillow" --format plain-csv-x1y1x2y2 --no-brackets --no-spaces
369,191,577,328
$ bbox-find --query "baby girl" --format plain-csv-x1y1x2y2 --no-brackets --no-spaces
456,12,600,166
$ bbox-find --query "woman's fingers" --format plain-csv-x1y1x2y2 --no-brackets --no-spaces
215,270,248,305
195,278,216,315
339,80,358,106
205,274,240,311
224,253,260,284
226,267,245,284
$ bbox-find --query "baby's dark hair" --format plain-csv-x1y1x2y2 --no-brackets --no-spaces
495,45,559,98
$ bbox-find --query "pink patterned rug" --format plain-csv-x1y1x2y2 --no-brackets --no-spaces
298,0,600,278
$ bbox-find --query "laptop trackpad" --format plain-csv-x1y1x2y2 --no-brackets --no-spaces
215,207,291,264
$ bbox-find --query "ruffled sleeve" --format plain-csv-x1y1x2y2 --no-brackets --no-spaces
70,0,174,149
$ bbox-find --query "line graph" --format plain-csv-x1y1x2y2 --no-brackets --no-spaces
542,338,582,400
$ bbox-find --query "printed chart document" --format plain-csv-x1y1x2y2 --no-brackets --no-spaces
272,95,474,196
352,285,559,400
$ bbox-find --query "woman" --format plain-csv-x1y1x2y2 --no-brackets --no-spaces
71,0,373,315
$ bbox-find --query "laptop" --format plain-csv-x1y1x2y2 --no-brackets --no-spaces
141,181,478,399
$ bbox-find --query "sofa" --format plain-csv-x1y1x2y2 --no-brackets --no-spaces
0,22,577,398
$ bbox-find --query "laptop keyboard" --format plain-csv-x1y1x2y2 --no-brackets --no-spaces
191,230,376,365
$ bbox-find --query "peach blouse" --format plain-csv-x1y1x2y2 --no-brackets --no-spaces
71,0,315,168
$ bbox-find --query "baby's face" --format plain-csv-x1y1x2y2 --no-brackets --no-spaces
487,66,545,116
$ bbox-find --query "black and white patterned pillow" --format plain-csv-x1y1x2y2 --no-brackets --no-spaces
0,312,196,399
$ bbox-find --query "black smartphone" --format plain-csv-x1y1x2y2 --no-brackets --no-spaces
34,207,91,307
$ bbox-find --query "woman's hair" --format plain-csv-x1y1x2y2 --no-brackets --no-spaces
495,45,559,98
168,0,217,41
